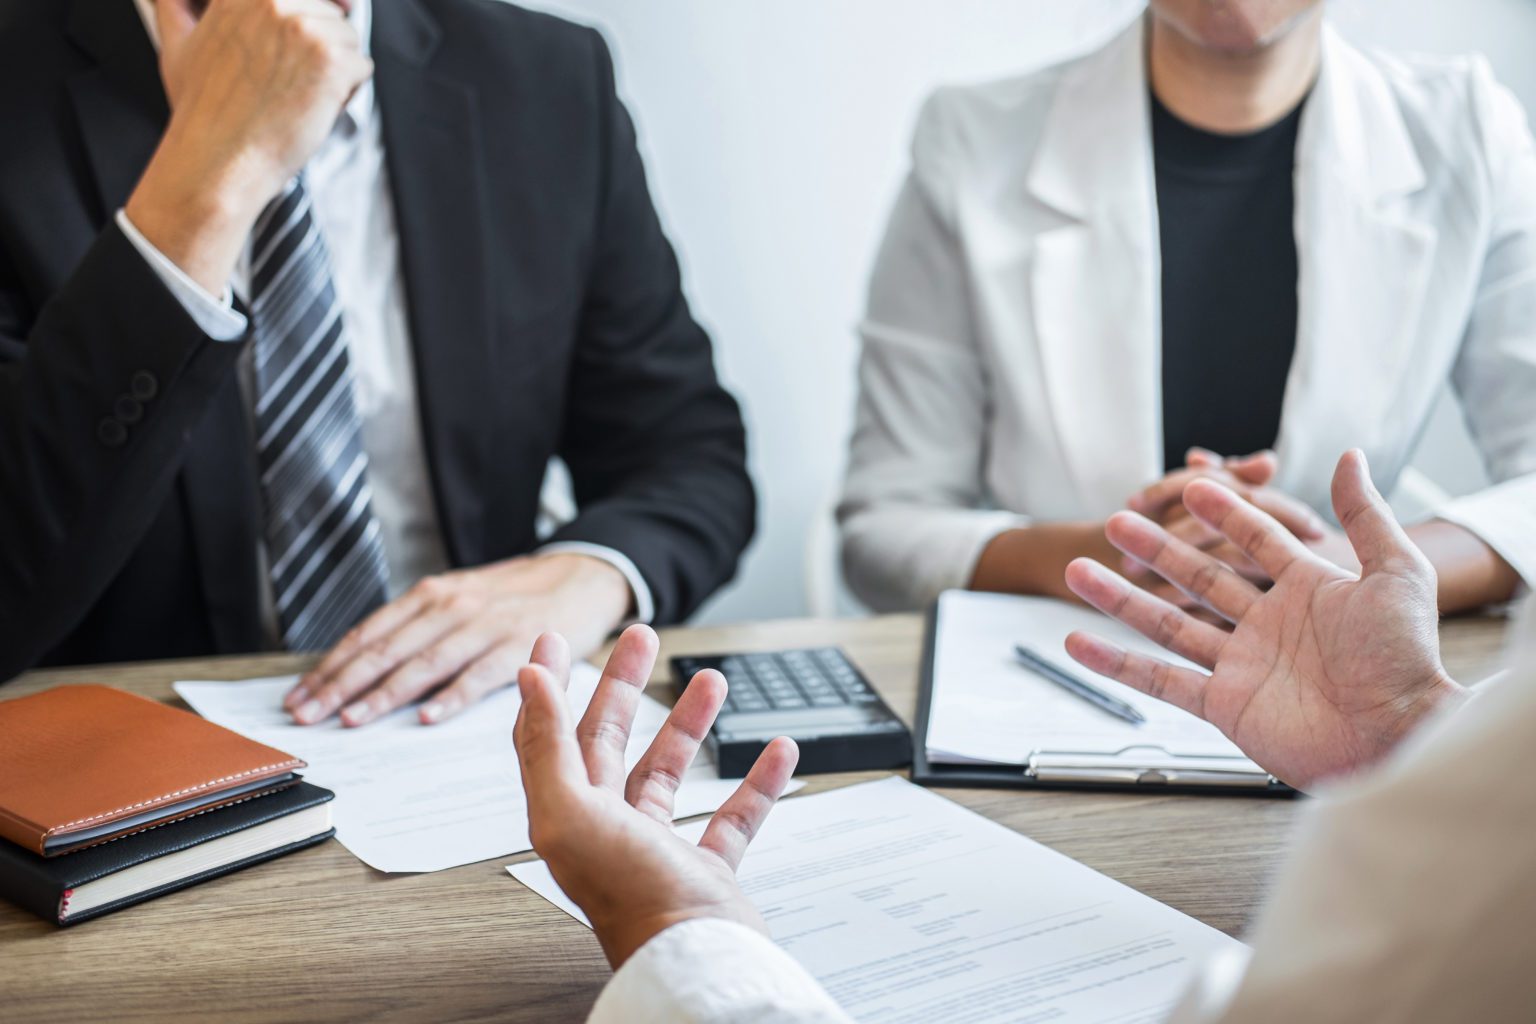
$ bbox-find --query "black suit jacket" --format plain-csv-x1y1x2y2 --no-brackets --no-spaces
0,0,756,679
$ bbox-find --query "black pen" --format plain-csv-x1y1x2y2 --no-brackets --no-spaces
1013,645,1146,725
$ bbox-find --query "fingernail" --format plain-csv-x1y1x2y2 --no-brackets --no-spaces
420,702,443,724
341,703,373,726
295,700,323,723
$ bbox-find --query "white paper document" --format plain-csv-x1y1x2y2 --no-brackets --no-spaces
927,591,1257,769
175,667,793,873
509,777,1245,1023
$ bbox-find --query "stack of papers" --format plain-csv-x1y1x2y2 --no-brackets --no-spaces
927,592,1266,781
511,777,1246,1022
176,666,799,873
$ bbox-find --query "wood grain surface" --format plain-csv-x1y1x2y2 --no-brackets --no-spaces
0,612,1511,1022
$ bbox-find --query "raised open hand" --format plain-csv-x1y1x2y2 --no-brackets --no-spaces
1065,450,1466,791
514,625,798,968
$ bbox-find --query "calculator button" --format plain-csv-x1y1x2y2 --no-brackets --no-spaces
810,695,845,708
772,696,808,710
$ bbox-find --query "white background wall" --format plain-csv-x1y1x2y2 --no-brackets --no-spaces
519,0,1536,625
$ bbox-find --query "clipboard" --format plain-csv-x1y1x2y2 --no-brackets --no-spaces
909,600,1295,797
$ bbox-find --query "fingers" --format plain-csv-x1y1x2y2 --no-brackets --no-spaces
625,669,728,825
285,590,426,711
1104,513,1262,624
1131,450,1280,522
290,607,457,724
1249,488,1327,542
698,737,800,871
1064,631,1211,719
528,632,571,686
337,627,497,727
1063,558,1230,668
1330,449,1424,578
513,663,588,817
419,640,528,724
1128,467,1211,520
1223,450,1278,486
155,0,202,58
576,625,660,791
1182,479,1313,583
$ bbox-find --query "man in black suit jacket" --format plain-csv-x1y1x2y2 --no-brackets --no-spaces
0,0,755,726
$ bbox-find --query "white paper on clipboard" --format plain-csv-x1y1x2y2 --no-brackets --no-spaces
924,591,1266,780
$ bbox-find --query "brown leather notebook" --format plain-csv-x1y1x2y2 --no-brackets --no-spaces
0,685,304,857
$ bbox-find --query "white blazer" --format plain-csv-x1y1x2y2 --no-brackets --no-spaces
838,18,1536,612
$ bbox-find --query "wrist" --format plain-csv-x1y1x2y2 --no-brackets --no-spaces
1389,669,1468,750
531,552,633,626
971,521,1116,601
125,127,277,295
592,903,767,970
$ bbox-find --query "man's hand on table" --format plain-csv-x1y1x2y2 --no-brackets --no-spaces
284,553,632,726
1066,450,1468,791
514,626,800,969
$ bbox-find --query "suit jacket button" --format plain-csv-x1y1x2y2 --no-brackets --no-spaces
114,396,144,424
97,418,128,448
129,371,159,401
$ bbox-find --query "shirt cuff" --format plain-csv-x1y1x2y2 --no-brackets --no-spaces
587,918,851,1024
115,209,247,342
1434,472,1536,591
537,541,656,625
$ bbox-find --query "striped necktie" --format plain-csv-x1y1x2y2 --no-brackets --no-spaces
249,179,391,652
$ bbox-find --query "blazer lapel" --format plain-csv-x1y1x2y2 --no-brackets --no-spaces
372,0,492,567
64,0,167,222
65,0,265,652
1277,26,1437,511
1021,19,1163,510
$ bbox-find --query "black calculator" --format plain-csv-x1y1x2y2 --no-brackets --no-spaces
671,648,912,778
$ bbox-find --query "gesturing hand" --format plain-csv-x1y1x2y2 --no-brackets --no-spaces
1066,451,1467,791
514,626,799,969
285,553,632,726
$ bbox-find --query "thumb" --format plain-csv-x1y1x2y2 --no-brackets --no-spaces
513,664,585,811
1330,449,1420,577
1185,447,1221,469
1226,449,1278,486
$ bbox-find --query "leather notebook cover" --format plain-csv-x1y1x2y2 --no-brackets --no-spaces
0,685,305,856
0,781,335,926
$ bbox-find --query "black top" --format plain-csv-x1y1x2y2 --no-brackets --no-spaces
1153,91,1307,472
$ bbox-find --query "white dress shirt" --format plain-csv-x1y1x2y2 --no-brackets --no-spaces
122,0,652,636
591,599,1536,1022
838,19,1536,612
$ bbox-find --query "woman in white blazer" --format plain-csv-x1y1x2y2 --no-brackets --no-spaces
838,0,1536,613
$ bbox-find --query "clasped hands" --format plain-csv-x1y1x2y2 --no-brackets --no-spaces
510,450,1468,972
1122,446,1359,616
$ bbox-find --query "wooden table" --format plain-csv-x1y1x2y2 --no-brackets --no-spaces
0,613,1510,1023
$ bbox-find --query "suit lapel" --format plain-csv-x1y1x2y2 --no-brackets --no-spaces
1021,19,1162,510
1277,27,1436,511
64,0,167,222
372,0,492,567
65,0,265,652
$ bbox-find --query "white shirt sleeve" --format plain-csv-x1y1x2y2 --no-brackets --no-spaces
1167,599,1536,1023
586,918,852,1024
115,209,248,342
537,541,656,625
1434,59,1536,589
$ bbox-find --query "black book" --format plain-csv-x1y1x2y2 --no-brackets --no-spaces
0,781,335,926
